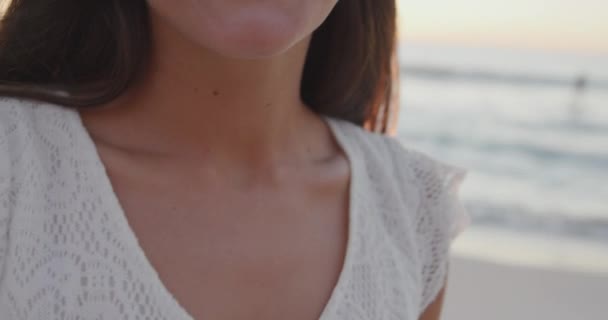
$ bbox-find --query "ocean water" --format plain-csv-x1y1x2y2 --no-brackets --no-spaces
396,43,608,272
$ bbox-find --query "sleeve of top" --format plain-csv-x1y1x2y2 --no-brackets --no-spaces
408,148,470,313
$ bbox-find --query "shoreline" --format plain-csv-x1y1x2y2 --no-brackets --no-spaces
444,254,608,320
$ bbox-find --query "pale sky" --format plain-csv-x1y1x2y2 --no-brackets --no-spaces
398,0,608,53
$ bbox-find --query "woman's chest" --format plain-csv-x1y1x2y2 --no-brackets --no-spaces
113,177,350,320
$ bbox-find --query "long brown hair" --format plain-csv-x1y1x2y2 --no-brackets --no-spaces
0,0,398,133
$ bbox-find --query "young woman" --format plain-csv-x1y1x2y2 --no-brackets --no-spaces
0,1,468,319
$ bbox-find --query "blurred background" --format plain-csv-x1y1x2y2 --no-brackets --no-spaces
395,0,608,319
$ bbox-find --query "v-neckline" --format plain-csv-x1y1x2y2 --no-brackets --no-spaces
71,109,360,320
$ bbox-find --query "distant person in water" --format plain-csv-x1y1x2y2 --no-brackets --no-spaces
569,74,588,122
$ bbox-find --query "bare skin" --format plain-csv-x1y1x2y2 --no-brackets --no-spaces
79,2,446,320
420,285,447,320
86,128,351,319
79,6,351,320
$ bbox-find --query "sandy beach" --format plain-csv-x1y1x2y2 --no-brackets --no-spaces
442,255,608,320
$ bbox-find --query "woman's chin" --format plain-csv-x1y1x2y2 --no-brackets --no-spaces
216,33,303,60
148,0,336,60
207,18,304,59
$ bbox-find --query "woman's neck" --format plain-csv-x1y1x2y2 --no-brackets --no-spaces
81,12,328,169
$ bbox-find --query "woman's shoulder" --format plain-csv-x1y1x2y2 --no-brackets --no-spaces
0,97,77,190
0,96,73,129
1,98,40,177
0,96,76,141
0,97,30,194
326,115,469,236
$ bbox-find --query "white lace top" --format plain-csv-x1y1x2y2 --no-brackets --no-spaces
0,97,469,320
